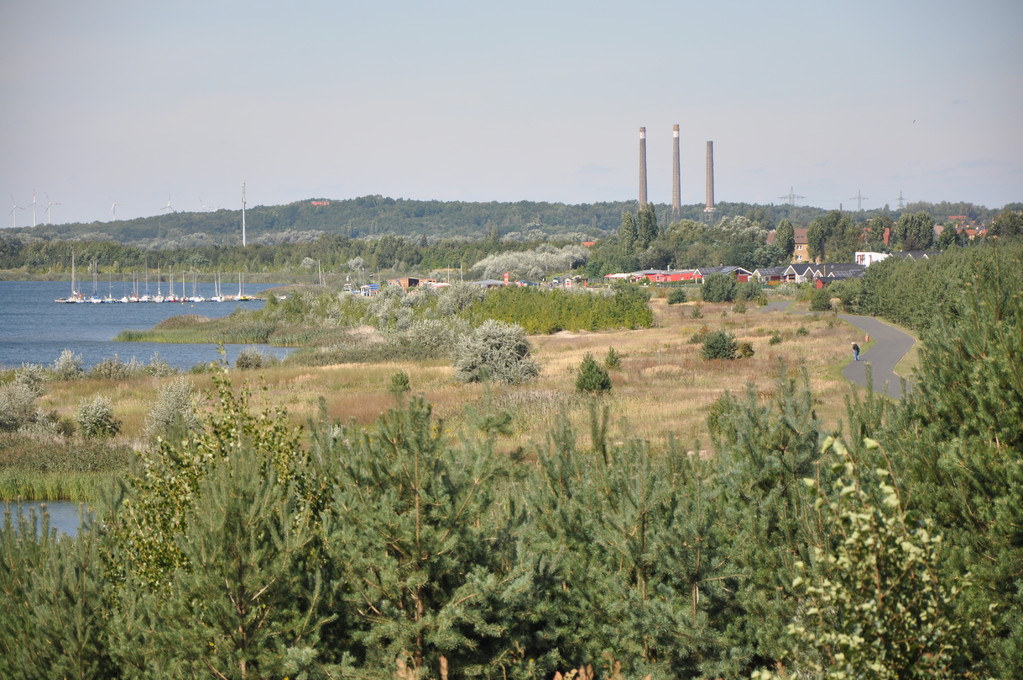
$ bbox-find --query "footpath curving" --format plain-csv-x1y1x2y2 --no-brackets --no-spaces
838,313,915,399
759,301,915,399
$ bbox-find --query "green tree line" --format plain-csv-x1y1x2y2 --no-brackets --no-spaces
9,195,1014,250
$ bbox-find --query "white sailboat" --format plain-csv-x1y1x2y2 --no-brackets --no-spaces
235,272,250,301
55,250,85,303
210,272,225,303
152,267,164,303
188,272,205,303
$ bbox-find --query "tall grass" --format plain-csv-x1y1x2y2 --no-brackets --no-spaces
0,470,116,502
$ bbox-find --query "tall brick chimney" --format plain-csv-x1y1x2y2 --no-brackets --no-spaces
672,124,681,220
704,140,716,214
638,127,648,209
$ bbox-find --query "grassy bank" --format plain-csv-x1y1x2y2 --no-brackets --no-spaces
0,432,134,501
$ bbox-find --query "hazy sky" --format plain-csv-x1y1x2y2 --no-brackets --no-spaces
2,0,1021,226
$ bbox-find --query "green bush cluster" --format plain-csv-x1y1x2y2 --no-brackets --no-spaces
575,353,612,394
809,286,833,312
666,287,687,305
701,330,738,360
465,283,653,334
851,241,1023,333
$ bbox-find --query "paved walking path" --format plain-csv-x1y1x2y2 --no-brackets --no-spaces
759,301,915,399
838,314,915,399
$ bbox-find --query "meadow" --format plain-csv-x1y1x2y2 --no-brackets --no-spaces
5,291,872,504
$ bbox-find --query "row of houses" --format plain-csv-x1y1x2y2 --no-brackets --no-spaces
607,262,870,287
776,223,961,264
605,265,754,284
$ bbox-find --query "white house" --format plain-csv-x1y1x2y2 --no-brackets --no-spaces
854,251,891,266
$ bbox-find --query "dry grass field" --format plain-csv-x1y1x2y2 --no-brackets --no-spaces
36,296,874,458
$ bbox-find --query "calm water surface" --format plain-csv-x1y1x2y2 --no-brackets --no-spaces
3,501,87,537
0,280,292,370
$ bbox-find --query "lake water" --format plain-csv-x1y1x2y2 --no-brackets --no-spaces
3,500,87,537
0,280,292,370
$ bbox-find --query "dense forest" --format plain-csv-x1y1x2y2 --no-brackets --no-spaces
3,201,1020,284
1,241,1020,678
6,195,1014,249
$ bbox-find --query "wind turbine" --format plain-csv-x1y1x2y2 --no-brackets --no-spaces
161,196,174,213
27,191,41,227
111,201,119,220
9,196,24,229
44,194,61,224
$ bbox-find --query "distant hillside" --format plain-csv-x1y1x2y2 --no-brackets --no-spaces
7,195,1005,248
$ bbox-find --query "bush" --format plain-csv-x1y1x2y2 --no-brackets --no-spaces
735,280,763,302
737,341,755,358
144,352,177,377
435,282,486,317
13,363,47,396
234,348,278,371
688,325,711,344
144,377,199,441
0,383,39,432
690,304,704,319
90,355,147,381
702,274,737,303
795,326,810,337
452,320,540,384
394,318,470,359
604,347,622,369
667,288,687,305
701,330,738,360
809,286,833,312
76,396,121,438
388,370,411,397
52,349,84,381
732,299,747,314
769,332,783,345
576,353,612,394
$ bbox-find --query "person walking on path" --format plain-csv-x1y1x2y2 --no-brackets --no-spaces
852,342,860,361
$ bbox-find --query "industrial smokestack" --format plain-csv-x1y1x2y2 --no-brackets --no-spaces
672,124,681,220
638,127,648,209
704,141,716,214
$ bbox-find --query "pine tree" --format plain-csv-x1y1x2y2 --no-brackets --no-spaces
576,353,611,393
706,367,828,671
116,452,330,679
879,249,1023,676
319,397,527,677
527,409,737,678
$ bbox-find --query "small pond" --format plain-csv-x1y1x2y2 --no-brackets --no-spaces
3,501,88,537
